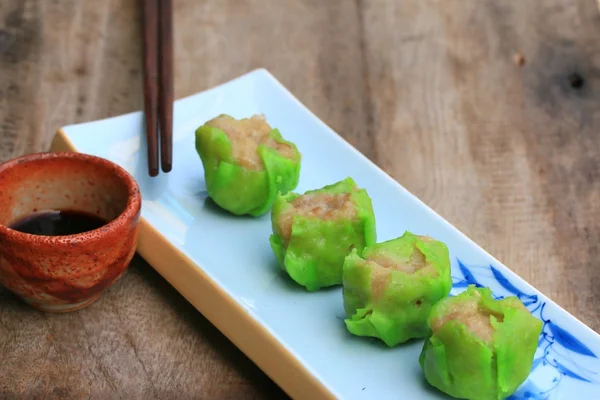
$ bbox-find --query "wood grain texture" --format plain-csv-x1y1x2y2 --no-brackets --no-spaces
360,0,600,328
0,0,599,398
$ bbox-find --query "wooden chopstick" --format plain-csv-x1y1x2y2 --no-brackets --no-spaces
142,0,159,177
158,0,173,173
141,0,173,176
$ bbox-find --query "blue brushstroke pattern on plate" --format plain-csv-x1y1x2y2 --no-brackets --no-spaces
452,260,599,399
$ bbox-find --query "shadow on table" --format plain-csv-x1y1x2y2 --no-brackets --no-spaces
129,255,290,400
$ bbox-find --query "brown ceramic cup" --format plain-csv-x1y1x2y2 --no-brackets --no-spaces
0,152,141,312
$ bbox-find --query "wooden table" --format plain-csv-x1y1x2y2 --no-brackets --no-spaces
1,0,599,398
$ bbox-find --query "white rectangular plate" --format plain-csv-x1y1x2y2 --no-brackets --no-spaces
54,69,600,400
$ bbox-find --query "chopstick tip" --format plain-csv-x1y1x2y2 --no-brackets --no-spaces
161,163,172,173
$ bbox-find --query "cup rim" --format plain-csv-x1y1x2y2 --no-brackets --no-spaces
0,151,142,244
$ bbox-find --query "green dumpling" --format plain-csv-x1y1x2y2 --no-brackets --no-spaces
195,114,301,216
419,285,543,400
342,231,452,346
269,177,376,291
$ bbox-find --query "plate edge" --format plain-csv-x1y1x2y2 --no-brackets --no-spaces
50,129,337,400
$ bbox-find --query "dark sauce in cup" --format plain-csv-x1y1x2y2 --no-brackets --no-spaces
10,210,107,236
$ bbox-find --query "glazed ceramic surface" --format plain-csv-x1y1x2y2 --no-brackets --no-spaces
54,69,600,399
0,152,141,312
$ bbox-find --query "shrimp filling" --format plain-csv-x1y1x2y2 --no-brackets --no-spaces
431,292,503,343
276,192,356,244
368,241,434,300
205,114,294,170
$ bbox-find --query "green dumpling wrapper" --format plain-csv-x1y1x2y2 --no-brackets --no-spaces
342,231,452,346
269,177,376,291
419,285,543,400
195,114,301,216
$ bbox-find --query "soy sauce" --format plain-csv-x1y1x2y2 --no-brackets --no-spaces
10,210,107,236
